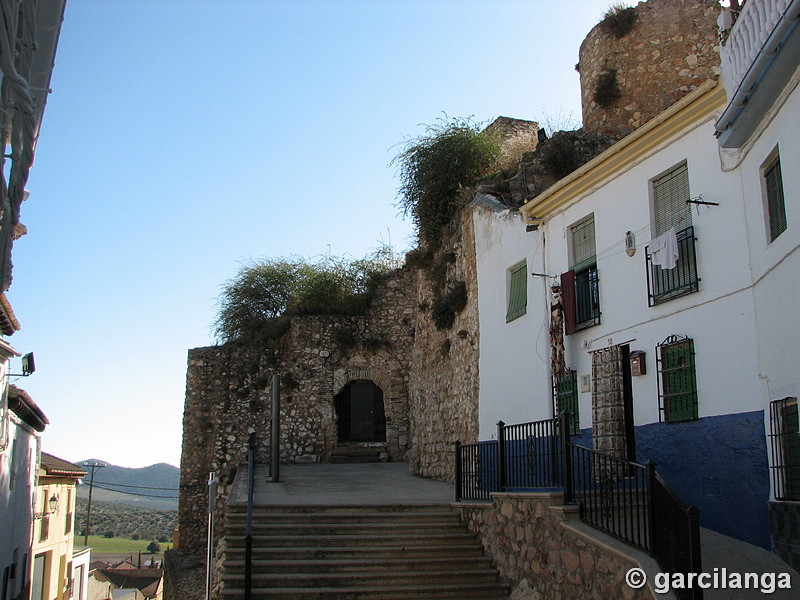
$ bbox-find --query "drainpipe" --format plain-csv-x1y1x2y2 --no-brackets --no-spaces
270,375,280,483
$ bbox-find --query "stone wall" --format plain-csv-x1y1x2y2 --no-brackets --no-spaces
408,210,481,481
457,493,657,600
578,0,721,137
178,267,417,552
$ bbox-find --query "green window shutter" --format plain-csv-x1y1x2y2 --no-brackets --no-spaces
653,163,692,236
765,156,787,242
662,339,698,421
571,215,596,272
555,371,579,435
506,262,527,322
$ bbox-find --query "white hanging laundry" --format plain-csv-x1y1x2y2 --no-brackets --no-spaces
650,226,679,269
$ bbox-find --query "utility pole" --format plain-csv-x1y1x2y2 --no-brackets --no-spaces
82,461,105,546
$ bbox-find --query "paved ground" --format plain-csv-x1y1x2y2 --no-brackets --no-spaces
229,462,800,598
229,462,455,506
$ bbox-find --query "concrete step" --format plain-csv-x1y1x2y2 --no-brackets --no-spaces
224,543,488,561
220,504,508,599
222,555,495,574
226,509,460,524
219,582,510,600
330,444,388,463
225,521,466,536
226,503,453,515
224,531,479,548
222,568,504,588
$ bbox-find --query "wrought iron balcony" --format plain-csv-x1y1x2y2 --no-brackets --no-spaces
716,0,800,146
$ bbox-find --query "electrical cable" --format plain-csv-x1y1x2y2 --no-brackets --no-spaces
89,484,178,500
92,480,178,491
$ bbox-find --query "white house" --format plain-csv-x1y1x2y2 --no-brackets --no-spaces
473,0,799,564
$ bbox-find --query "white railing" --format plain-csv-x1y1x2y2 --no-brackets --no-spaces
719,0,793,97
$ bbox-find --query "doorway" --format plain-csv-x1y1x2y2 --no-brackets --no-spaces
334,380,386,443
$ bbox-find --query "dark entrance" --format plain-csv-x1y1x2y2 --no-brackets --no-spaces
334,380,386,443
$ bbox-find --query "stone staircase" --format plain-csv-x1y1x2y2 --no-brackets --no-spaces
220,504,510,599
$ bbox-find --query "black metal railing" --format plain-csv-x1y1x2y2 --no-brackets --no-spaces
498,418,562,491
245,433,256,600
646,225,699,306
575,266,600,328
564,442,651,551
769,397,800,501
455,440,499,502
456,412,703,599
650,468,703,600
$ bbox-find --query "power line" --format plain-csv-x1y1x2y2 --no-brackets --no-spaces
92,480,178,491
90,484,179,500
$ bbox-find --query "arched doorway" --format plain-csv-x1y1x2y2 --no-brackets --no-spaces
334,380,386,443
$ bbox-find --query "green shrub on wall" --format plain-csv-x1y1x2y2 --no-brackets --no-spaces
392,116,501,247
599,4,637,39
213,244,402,343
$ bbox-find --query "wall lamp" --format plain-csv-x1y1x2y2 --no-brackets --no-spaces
33,494,59,519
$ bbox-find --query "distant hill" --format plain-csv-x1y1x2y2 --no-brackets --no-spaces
77,460,179,512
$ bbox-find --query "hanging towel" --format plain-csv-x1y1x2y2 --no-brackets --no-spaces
650,226,679,269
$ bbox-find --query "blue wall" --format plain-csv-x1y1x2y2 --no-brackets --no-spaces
576,411,771,548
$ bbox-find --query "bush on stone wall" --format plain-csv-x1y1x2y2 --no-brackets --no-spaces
213,245,402,343
599,4,637,39
392,116,501,247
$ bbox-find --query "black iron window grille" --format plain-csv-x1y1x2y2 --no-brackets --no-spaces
553,370,579,435
656,335,698,422
769,397,800,501
646,225,699,306
571,216,600,329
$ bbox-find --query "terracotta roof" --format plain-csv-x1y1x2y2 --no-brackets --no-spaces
0,294,20,335
8,385,47,432
98,570,163,599
40,452,87,478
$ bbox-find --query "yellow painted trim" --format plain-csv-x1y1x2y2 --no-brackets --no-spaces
520,79,727,221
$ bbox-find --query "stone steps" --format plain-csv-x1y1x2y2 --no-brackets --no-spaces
221,504,509,600
330,444,388,463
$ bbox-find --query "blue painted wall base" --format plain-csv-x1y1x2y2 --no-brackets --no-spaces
575,411,770,549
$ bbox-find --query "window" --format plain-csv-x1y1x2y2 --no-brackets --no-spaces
764,153,787,242
506,262,527,322
554,370,579,435
657,335,698,422
562,215,600,333
646,163,699,305
769,397,800,501
39,490,50,542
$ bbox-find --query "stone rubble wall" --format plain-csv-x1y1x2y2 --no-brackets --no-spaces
178,267,417,553
579,0,721,137
408,210,481,481
457,493,656,600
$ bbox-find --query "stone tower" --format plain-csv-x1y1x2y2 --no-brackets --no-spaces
578,0,722,137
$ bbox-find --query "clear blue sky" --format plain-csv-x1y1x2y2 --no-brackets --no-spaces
9,0,614,468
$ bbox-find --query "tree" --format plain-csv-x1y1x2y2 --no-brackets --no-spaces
392,116,501,246
147,540,161,553
213,246,402,343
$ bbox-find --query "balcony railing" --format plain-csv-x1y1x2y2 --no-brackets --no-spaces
646,226,699,306
719,0,798,99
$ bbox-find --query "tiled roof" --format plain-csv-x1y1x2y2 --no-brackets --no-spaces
8,384,48,432
40,452,87,478
0,294,20,335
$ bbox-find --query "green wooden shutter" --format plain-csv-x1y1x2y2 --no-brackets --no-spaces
662,339,698,421
766,156,787,242
506,262,527,322
555,371,579,434
571,215,596,272
653,163,692,236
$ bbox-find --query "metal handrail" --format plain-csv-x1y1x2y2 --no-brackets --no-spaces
245,433,256,600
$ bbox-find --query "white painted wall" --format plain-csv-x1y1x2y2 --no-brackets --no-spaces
473,198,551,439
735,66,800,404
473,103,771,435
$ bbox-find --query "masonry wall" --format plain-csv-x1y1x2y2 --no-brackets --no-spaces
178,268,417,552
457,493,655,600
579,0,721,137
407,210,481,481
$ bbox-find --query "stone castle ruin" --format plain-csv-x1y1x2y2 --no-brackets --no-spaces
176,0,724,564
